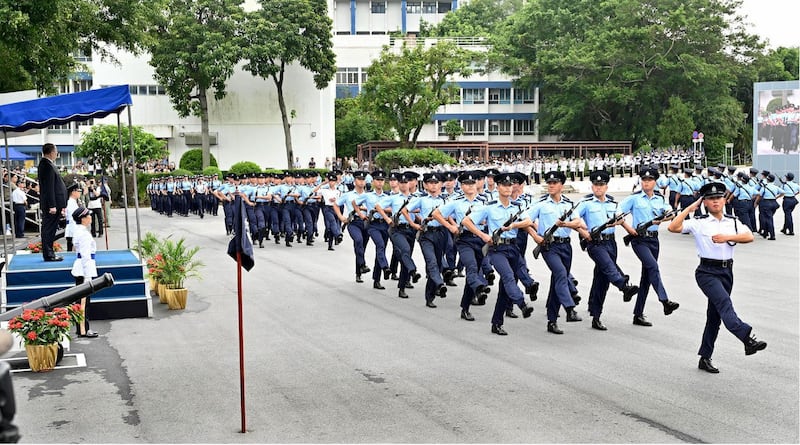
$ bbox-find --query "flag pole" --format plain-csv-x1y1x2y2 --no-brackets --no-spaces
237,250,246,433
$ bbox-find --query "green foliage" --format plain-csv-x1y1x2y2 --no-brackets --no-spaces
374,148,456,170
360,42,477,146
496,0,755,149
76,125,167,171
241,0,336,168
422,0,523,37
335,98,392,158
146,0,243,169
180,149,217,171
202,166,222,176
656,97,694,149
0,0,148,93
443,120,464,140
158,237,203,289
228,161,263,175
134,232,163,260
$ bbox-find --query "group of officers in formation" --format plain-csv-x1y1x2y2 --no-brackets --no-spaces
144,159,793,371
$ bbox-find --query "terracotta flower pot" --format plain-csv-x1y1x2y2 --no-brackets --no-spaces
26,343,59,372
165,288,188,310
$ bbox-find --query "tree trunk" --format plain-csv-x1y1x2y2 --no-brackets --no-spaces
199,87,210,169
274,74,293,169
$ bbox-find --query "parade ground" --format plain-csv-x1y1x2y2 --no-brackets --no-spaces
5,184,799,443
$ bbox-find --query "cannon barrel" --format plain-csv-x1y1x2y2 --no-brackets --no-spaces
0,273,115,322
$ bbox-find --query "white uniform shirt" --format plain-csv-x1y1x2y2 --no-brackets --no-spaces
71,224,98,278
680,214,750,260
65,198,81,238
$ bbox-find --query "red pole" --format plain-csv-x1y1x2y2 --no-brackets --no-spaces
236,251,246,433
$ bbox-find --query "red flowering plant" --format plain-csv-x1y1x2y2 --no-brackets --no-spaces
6,304,84,345
146,253,166,282
26,241,63,253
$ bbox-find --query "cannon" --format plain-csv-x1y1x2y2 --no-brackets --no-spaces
0,273,115,443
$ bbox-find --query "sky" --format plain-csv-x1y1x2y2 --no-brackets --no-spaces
737,0,799,49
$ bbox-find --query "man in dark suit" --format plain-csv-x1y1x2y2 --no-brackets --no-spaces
38,143,67,261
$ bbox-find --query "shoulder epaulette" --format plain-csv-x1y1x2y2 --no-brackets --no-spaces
653,190,662,196
485,200,498,205
695,214,710,219
607,194,615,202
538,194,549,201
584,193,593,199
476,195,488,202
723,213,736,219
632,190,643,195
563,196,574,203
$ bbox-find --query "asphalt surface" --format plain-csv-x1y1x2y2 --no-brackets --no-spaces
4,188,799,443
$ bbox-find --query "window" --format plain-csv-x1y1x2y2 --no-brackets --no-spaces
336,67,359,85
78,118,94,127
371,1,386,13
148,85,158,95
462,88,484,104
488,88,511,104
157,85,166,95
514,119,536,135
422,1,436,13
462,120,485,136
437,120,451,136
72,48,92,62
489,120,511,136
72,79,92,92
48,123,72,134
438,2,451,13
360,71,369,84
514,88,535,104
406,1,421,13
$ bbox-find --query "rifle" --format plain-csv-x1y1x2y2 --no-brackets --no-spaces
453,207,473,242
415,204,441,241
532,203,579,259
390,198,410,228
622,209,678,246
340,209,357,231
580,212,631,251
482,206,525,256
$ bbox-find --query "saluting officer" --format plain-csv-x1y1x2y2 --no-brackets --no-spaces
668,183,767,374
574,170,640,330
462,172,534,336
619,166,681,327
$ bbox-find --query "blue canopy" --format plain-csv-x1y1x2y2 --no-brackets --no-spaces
0,146,32,160
0,85,132,133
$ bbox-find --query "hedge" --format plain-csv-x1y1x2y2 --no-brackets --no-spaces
374,148,456,171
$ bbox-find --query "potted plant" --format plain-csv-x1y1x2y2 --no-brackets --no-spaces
6,305,84,372
159,238,203,310
146,253,169,303
22,241,63,255
135,232,164,295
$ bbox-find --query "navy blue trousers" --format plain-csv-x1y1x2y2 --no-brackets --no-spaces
631,236,668,316
348,219,369,274
695,264,752,359
488,244,526,325
419,228,447,301
783,196,797,233
367,220,390,281
542,242,577,322
585,239,626,318
389,226,417,288
456,234,488,311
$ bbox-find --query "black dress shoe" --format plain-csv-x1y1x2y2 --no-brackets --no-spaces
526,282,539,301
356,275,364,283
405,284,414,289
80,330,99,338
547,321,563,335
485,271,495,286
373,281,385,290
44,255,64,262
360,265,371,274
461,310,475,321
328,246,335,251
398,289,409,299
698,357,719,373
491,324,508,335
505,308,518,318
633,315,652,326
411,271,421,283
565,308,582,322
572,294,582,305
591,318,607,331
471,295,480,305
426,300,437,308
436,284,447,298
390,274,399,281
520,304,534,319
622,284,639,302
744,334,767,355
662,300,680,316
383,268,391,280
445,278,457,287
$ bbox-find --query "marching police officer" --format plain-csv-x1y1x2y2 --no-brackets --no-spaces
668,182,767,373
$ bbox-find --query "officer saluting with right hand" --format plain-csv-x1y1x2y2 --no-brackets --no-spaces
668,182,767,374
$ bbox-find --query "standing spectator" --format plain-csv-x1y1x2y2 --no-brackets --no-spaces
86,179,104,237
37,143,67,262
27,182,40,207
324,157,332,170
11,181,27,238
293,157,301,168
308,157,316,169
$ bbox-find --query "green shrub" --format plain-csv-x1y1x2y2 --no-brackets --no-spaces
228,161,263,175
374,148,456,170
202,166,222,176
179,149,217,171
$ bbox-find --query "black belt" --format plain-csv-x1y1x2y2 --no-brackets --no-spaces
395,223,411,229
496,238,516,245
640,231,659,238
426,226,444,232
700,258,733,268
595,233,615,241
551,236,570,244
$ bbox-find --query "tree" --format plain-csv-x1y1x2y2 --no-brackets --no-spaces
443,120,464,141
0,0,148,93
496,0,760,151
656,97,694,149
335,98,392,159
75,124,167,171
241,0,336,169
360,41,476,147
146,0,243,170
179,148,218,171
421,0,523,38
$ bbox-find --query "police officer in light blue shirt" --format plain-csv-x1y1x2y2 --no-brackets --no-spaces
463,172,534,336
353,169,392,289
376,171,421,298
574,170,639,331
334,171,370,282
780,172,798,235
619,166,680,327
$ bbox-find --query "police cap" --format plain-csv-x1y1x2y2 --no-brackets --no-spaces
67,181,82,193
458,171,478,184
544,171,566,183
589,170,610,185
352,171,368,180
786,172,795,181
700,182,726,199
422,172,442,183
371,169,386,180
639,166,659,180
